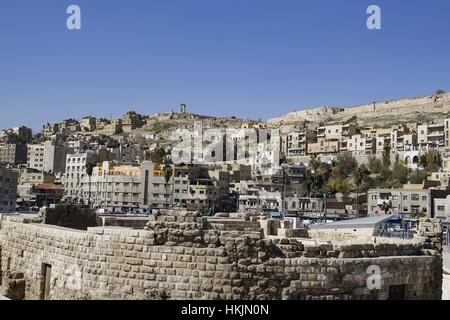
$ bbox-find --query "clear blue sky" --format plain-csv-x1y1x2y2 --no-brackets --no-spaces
0,0,449,131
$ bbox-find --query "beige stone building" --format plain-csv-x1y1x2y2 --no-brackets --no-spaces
307,138,339,155
121,112,142,133
18,168,55,186
80,116,96,132
367,185,450,217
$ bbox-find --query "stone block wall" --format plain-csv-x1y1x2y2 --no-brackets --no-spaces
0,213,443,300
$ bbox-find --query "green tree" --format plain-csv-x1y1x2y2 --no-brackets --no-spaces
391,162,409,187
382,143,391,167
307,155,332,195
367,156,383,174
420,152,441,172
150,146,167,164
333,154,358,178
326,177,352,195
409,169,428,184
352,165,370,214
163,164,173,209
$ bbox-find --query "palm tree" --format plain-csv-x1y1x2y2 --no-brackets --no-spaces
308,155,320,195
85,162,96,207
163,164,173,209
352,166,369,215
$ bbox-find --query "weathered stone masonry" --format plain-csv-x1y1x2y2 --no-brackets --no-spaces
0,212,443,300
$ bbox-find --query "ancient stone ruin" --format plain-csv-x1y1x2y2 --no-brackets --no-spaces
0,208,443,300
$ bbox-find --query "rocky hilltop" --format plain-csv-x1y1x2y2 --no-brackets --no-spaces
268,93,450,127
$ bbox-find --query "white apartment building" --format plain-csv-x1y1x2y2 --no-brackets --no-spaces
286,131,307,158
346,134,376,155
63,151,96,201
27,141,67,174
434,195,450,222
81,161,141,211
27,144,45,171
418,122,446,150
317,124,357,142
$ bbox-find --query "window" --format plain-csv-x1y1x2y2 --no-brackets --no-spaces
438,206,445,211
411,194,420,201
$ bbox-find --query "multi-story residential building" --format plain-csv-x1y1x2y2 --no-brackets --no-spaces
0,126,33,144
140,162,229,212
361,127,392,140
59,119,81,134
286,131,307,159
445,118,450,151
63,150,109,201
0,143,27,165
27,144,45,171
418,122,446,151
442,153,450,172
237,183,325,214
95,118,110,131
427,172,450,189
238,188,282,212
433,195,450,222
316,124,357,141
27,141,67,174
81,116,97,132
367,186,450,217
346,134,376,155
81,161,141,211
141,161,174,209
108,143,140,164
18,168,55,186
17,183,36,205
219,163,252,183
0,163,18,213
171,165,229,212
255,164,306,194
43,123,59,138
122,112,143,133
307,138,340,156
98,119,122,136
206,167,231,211
43,141,68,174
